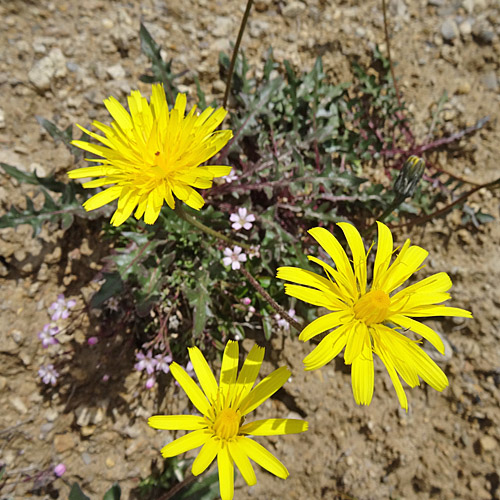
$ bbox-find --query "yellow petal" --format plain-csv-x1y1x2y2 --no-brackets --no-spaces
234,344,265,405
404,305,472,318
188,347,218,403
344,320,369,365
372,333,408,411
191,436,220,476
299,311,349,342
382,244,428,293
283,284,340,310
351,341,374,406
238,437,288,479
373,221,394,288
228,440,256,486
170,362,210,415
218,442,234,500
338,222,367,295
239,366,291,416
276,266,336,294
220,341,239,403
240,418,308,436
308,226,356,297
160,429,211,458
82,186,122,211
148,415,207,430
303,325,349,371
389,314,445,354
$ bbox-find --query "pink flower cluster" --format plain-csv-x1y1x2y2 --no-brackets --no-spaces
134,350,194,389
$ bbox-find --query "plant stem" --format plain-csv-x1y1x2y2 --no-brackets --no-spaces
157,472,197,500
382,0,401,108
174,203,252,251
223,0,254,109
239,267,303,333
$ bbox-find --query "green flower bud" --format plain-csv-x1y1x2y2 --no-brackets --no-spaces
394,156,425,199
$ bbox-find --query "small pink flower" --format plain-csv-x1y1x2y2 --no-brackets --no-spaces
88,336,99,346
134,350,157,375
154,353,173,374
38,364,59,386
222,246,247,270
230,207,256,231
38,324,59,348
145,376,156,389
102,374,110,382
275,309,296,332
48,294,76,321
224,170,238,183
54,463,66,477
242,297,252,306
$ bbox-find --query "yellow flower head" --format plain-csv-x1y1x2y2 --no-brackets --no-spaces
277,221,472,410
68,84,233,226
149,341,308,500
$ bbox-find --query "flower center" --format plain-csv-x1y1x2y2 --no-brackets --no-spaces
212,408,241,440
353,289,391,325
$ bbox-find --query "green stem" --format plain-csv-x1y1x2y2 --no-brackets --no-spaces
223,0,254,109
174,203,252,251
239,267,303,333
363,194,405,237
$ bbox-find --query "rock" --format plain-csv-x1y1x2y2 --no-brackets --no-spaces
0,108,5,129
81,452,92,465
481,71,498,91
54,433,75,453
80,425,96,437
10,396,28,414
459,20,472,36
456,81,471,94
428,0,444,5
461,0,475,13
479,435,497,452
473,21,495,44
282,1,306,18
249,20,270,39
441,19,459,41
28,48,67,91
281,0,306,19
212,16,234,38
105,457,115,468
0,376,7,391
106,63,126,80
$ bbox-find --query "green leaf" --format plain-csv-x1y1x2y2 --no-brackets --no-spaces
103,483,121,500
36,116,85,159
186,270,211,338
69,483,91,500
172,469,219,500
90,272,123,309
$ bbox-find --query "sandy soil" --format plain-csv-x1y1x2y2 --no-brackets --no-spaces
1,0,499,499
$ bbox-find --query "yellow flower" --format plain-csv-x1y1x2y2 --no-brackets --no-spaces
68,84,233,226
277,222,472,410
148,341,308,500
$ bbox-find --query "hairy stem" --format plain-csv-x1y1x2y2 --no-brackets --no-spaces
174,203,252,251
239,267,302,333
223,0,254,109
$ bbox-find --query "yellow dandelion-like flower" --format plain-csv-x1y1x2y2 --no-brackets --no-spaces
68,84,233,226
149,341,308,500
277,221,472,410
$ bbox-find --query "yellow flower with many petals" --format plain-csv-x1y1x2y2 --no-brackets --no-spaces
149,341,308,500
68,84,233,226
277,221,472,410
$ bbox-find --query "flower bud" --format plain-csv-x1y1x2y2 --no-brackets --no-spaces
394,155,425,199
